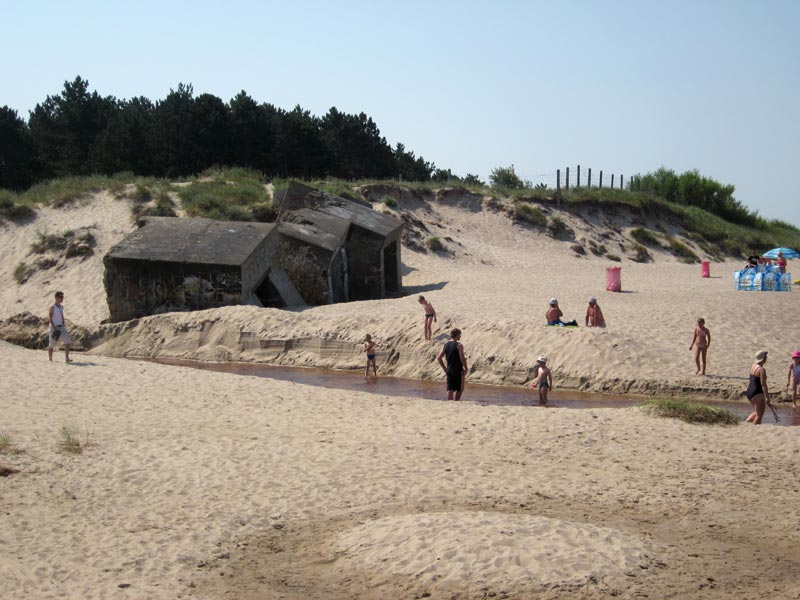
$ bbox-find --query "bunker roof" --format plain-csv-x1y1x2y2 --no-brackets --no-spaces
277,210,347,253
314,197,401,238
108,217,276,266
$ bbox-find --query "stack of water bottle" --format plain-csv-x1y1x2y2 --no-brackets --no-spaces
734,263,792,291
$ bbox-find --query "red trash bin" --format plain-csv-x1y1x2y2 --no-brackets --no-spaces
701,261,710,278
606,266,622,292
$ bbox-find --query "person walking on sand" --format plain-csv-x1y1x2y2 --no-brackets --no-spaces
787,350,800,408
585,297,606,328
532,356,553,405
689,318,711,375
363,334,378,379
418,295,437,340
48,291,72,363
437,328,467,401
745,350,771,425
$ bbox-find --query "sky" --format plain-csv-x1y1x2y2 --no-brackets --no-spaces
2,0,799,226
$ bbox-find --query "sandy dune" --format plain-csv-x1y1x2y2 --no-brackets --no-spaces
2,190,799,599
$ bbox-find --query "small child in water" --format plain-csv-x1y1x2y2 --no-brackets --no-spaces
787,350,800,408
689,317,711,376
364,334,378,378
529,356,553,405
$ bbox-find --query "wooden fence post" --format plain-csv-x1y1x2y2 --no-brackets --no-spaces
588,168,592,188
556,169,561,191
611,174,615,189
577,165,581,188
621,174,624,190
566,167,570,190
599,170,603,188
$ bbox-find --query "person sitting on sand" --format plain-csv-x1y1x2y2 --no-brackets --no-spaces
546,298,564,325
418,295,437,340
787,350,800,408
363,334,378,379
689,318,711,376
533,356,552,405
585,297,606,328
546,298,577,327
745,350,771,425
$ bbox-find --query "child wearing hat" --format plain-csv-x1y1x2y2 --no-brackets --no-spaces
532,356,552,405
787,350,800,408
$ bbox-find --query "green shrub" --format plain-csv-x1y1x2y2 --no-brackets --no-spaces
13,262,34,284
0,431,17,454
131,183,153,203
547,216,572,239
512,202,547,226
630,243,652,263
380,195,398,208
0,191,35,221
178,172,268,221
56,425,90,454
588,240,606,256
425,236,444,252
31,230,72,254
64,231,96,258
630,227,661,247
606,254,622,262
638,398,738,426
570,244,586,255
666,237,699,263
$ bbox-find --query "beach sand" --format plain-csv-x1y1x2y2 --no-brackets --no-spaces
2,190,799,599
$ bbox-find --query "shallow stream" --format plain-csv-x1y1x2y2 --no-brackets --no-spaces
145,358,798,426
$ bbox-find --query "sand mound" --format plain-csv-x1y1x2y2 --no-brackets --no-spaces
335,511,655,591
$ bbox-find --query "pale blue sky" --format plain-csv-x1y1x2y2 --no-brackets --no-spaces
3,0,798,225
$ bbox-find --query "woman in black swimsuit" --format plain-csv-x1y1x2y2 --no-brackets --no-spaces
746,350,770,424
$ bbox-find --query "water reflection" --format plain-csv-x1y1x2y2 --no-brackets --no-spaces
143,358,798,426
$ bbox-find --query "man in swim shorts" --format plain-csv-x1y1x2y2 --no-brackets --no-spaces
437,328,467,401
418,295,437,340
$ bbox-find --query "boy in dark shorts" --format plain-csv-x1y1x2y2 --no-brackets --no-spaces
437,328,467,401
418,295,437,340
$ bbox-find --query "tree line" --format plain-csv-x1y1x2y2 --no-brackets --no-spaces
0,76,459,191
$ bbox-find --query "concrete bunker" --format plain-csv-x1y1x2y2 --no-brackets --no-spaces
104,184,403,322
103,218,302,322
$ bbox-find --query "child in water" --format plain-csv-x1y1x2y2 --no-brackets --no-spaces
364,334,378,378
529,356,553,405
787,350,800,408
689,318,711,375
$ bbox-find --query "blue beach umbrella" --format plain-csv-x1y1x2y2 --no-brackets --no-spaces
762,247,800,259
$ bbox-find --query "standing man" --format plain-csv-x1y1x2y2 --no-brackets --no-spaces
418,295,437,341
437,328,467,401
48,291,72,363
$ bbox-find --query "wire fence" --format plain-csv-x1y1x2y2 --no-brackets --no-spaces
518,166,635,191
